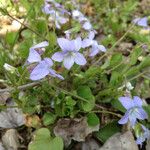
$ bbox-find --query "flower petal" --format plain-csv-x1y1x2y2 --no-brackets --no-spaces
73,37,82,51
129,114,137,126
133,17,148,27
82,21,92,30
119,96,133,109
43,58,53,67
133,96,143,107
57,38,73,51
88,31,95,40
52,52,64,62
118,112,129,124
31,41,49,49
74,52,87,65
30,61,49,80
63,54,74,69
89,46,99,57
49,69,64,80
27,49,41,63
82,38,93,48
97,44,106,52
136,108,148,120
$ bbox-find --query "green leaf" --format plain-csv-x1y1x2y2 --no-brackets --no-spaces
5,32,18,46
111,98,126,113
110,71,122,86
77,86,95,112
42,112,56,126
96,121,121,143
28,128,64,150
65,96,76,106
109,53,123,68
87,113,100,126
48,32,57,47
138,56,150,70
129,48,141,65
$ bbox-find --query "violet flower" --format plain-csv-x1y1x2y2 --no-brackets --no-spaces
82,31,106,56
133,17,148,27
27,41,49,64
52,37,87,69
30,58,64,80
42,0,70,29
136,125,150,147
27,42,64,81
72,10,92,31
118,96,148,126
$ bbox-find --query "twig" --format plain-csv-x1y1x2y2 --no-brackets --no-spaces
0,81,41,93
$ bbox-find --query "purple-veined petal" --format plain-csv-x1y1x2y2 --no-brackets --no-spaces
118,111,129,124
89,46,99,57
31,41,49,49
49,69,64,80
82,38,93,48
43,58,53,67
119,96,133,109
57,38,73,51
73,37,82,51
52,52,64,62
133,96,143,107
30,61,49,80
63,54,74,69
27,49,41,63
136,108,148,120
88,31,95,40
74,52,87,65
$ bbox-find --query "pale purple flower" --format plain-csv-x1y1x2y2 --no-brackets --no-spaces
118,96,148,126
27,41,63,81
82,21,92,30
52,37,87,69
30,58,64,80
82,31,106,56
136,125,150,147
42,0,70,29
72,10,92,30
27,41,49,63
133,17,148,27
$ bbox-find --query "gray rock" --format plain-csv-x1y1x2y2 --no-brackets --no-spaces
146,140,150,150
99,131,139,150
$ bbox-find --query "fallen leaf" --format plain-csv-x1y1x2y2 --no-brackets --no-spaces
54,118,99,147
99,131,139,150
25,115,41,128
0,100,25,128
2,129,20,150
0,92,10,105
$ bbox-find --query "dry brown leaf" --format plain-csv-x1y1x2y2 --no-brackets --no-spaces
2,129,20,150
54,117,99,147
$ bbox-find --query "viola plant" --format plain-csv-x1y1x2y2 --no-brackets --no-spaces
0,0,150,150
118,96,148,126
